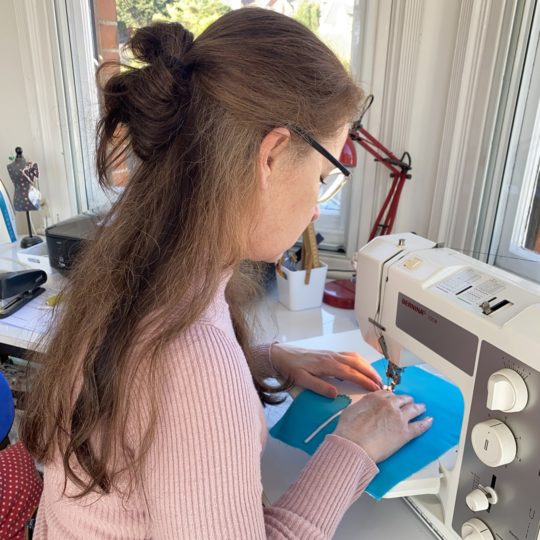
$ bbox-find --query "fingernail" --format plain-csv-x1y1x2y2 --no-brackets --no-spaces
425,416,433,424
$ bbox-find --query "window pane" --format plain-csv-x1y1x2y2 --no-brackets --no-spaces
524,171,540,254
492,8,540,283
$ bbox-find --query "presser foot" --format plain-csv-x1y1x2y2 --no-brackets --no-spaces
385,361,404,392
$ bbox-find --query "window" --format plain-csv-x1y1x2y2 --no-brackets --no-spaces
491,5,540,283
57,0,358,252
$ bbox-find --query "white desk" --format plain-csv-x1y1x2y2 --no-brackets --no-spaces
261,330,436,540
0,241,64,355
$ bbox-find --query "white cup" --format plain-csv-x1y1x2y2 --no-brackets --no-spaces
276,262,328,311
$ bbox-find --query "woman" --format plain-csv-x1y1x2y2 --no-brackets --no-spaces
22,9,431,539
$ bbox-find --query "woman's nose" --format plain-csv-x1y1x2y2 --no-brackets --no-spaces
311,206,321,222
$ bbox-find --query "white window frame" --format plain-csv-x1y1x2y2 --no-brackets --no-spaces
54,0,112,213
489,3,540,282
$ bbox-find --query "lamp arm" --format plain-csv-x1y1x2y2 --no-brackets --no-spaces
350,124,412,177
348,123,412,240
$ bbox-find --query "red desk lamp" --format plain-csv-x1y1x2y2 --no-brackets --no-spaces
323,95,412,309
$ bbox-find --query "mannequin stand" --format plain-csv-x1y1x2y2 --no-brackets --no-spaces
20,211,43,249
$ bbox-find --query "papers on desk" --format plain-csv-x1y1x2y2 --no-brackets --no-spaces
0,288,57,335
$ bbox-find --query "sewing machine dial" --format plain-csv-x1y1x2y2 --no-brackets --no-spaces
461,518,494,539
486,368,528,412
465,485,498,512
453,342,540,539
471,419,517,467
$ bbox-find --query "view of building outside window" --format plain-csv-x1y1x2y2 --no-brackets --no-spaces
108,0,353,64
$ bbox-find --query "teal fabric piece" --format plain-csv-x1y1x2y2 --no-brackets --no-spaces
270,390,351,455
269,359,464,500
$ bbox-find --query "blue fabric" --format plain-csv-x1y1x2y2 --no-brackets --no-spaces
270,391,351,455
0,372,15,441
269,359,464,500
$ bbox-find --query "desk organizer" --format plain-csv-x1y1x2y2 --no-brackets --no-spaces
16,240,52,274
276,262,328,311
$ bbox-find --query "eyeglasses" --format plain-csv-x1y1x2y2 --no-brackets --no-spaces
292,127,352,203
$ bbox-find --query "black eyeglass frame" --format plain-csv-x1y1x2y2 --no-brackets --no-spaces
291,127,351,178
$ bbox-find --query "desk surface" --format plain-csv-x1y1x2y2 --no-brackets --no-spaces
0,241,65,355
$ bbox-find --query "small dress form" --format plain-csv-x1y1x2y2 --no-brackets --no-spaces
6,147,43,248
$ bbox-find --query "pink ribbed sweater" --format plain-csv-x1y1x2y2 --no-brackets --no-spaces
35,275,378,539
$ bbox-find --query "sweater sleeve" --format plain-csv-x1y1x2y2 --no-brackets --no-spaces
264,436,378,539
142,324,378,539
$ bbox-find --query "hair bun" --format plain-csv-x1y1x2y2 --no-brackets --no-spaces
130,22,194,66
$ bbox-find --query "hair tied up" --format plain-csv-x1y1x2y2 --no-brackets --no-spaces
163,56,194,81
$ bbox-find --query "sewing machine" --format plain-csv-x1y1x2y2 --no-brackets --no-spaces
355,232,540,540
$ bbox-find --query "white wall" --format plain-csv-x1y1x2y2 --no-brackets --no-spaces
394,0,461,237
354,0,515,254
353,0,462,247
0,1,40,234
0,0,77,236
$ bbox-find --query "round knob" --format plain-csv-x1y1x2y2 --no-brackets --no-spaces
461,518,494,539
486,368,528,412
466,486,498,512
471,419,517,467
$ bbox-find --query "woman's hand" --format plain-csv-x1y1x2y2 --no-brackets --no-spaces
335,390,433,463
270,343,383,398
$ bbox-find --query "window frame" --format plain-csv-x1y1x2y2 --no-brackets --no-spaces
54,0,111,213
489,1,540,283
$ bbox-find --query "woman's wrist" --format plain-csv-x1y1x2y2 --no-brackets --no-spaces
269,341,282,376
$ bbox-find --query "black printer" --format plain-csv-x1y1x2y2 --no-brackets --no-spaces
45,213,101,273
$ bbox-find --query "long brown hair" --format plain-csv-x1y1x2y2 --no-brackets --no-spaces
21,8,363,496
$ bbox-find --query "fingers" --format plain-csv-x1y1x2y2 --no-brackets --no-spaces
326,359,382,391
338,352,384,387
339,369,382,392
408,416,433,439
390,393,414,407
296,371,338,399
401,402,426,421
297,350,383,391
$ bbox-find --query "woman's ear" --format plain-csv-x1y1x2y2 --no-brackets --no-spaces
257,127,292,191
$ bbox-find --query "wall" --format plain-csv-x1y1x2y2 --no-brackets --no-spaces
353,0,516,254
0,0,79,237
0,1,42,234
353,0,462,247
394,0,461,237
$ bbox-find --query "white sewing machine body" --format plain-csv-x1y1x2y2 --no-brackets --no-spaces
355,233,540,540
